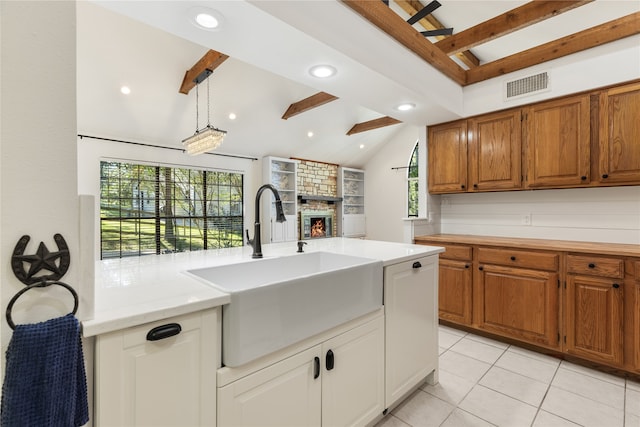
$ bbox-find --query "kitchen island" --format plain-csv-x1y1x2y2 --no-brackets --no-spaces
84,238,443,426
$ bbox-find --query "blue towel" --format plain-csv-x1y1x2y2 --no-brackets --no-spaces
1,313,89,426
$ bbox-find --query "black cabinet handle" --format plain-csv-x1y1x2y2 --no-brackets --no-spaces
613,283,620,289
510,256,516,261
581,176,587,181
412,261,422,269
588,263,596,269
146,323,182,341
602,174,609,179
479,266,484,271
313,357,320,379
464,264,470,269
461,184,466,189
326,350,335,371
473,184,478,188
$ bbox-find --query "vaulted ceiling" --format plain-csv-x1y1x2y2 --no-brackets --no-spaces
78,1,640,167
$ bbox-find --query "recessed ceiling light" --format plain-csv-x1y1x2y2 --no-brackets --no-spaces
189,7,224,31
196,13,219,29
359,144,365,149
120,86,131,95
307,131,314,138
309,65,336,78
228,113,237,120
396,103,415,111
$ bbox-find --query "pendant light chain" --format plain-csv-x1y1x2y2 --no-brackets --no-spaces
195,83,200,133
207,76,211,128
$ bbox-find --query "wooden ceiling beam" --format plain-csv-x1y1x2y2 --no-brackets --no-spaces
395,0,480,68
179,49,229,95
346,116,402,135
342,0,467,85
466,12,640,85
282,92,339,120
435,0,593,56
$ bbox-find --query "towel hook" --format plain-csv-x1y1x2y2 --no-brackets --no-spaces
5,281,79,330
11,234,70,285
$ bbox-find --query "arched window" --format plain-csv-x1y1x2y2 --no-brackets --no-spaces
407,141,419,217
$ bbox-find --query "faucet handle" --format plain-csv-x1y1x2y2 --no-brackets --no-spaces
297,241,307,253
245,229,253,245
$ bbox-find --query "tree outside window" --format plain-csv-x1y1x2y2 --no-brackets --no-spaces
407,142,419,217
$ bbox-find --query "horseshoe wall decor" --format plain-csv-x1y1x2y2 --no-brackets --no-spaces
11,233,71,285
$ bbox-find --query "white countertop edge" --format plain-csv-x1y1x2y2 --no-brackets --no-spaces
82,293,230,337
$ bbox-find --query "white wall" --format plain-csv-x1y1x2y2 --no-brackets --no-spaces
77,137,261,260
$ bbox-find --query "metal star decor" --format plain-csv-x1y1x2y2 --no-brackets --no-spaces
11,234,70,285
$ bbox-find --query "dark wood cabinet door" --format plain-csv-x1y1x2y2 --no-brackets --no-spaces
598,82,640,184
439,259,472,325
428,120,468,194
565,275,624,366
468,109,522,191
475,264,559,349
524,95,590,188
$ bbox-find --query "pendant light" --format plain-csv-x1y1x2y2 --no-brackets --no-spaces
182,70,226,155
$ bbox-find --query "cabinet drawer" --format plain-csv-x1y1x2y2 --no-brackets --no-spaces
439,244,473,261
477,247,558,271
635,260,640,281
567,255,624,279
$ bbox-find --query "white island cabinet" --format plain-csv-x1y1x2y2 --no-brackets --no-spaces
384,255,439,409
94,309,219,427
217,311,384,427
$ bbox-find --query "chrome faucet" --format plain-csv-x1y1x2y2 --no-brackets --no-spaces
246,184,286,258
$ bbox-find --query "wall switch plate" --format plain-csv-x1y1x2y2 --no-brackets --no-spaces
521,214,531,226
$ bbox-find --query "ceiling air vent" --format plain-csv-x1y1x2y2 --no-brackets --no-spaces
504,72,550,101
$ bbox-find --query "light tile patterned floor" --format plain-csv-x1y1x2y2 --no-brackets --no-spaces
377,325,640,427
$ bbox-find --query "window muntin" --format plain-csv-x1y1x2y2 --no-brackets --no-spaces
100,161,243,259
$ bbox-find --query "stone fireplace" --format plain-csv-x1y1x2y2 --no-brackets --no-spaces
296,159,339,239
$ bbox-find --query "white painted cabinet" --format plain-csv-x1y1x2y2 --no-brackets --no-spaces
217,313,384,427
95,309,219,427
384,255,439,408
338,167,366,237
262,156,298,243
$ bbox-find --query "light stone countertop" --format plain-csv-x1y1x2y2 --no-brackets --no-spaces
82,238,444,337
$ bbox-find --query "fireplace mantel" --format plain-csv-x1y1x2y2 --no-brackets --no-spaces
298,194,343,204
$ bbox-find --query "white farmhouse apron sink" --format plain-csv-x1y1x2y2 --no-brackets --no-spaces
187,251,383,367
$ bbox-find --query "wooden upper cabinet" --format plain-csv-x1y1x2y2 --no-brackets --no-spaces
598,82,640,184
428,120,468,194
524,94,591,188
468,109,522,191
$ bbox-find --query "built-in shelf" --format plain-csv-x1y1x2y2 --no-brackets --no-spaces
298,195,343,204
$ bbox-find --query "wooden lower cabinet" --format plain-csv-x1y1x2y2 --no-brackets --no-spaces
475,264,559,348
439,258,472,324
565,275,624,366
633,272,640,373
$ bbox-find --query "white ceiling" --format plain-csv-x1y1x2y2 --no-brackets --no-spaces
77,0,639,167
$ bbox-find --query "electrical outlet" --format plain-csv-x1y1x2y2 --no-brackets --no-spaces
427,212,433,223
521,214,531,226
441,197,450,206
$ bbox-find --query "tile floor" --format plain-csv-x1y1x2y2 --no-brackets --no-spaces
377,325,640,427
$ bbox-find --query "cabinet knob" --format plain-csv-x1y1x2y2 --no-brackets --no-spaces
326,350,335,371
464,264,470,269
588,263,596,269
461,184,466,189
146,323,182,341
510,256,516,261
473,184,478,188
602,174,609,179
581,176,587,181
613,283,620,289
479,266,484,271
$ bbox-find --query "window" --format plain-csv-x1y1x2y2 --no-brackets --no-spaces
100,161,243,259
407,142,419,217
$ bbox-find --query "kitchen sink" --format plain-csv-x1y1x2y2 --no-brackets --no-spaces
187,251,383,367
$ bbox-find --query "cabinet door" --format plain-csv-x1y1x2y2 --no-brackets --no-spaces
565,275,624,366
598,82,640,184
322,316,384,427
428,120,468,193
95,310,218,427
524,95,590,188
217,346,322,427
439,258,472,325
634,281,640,373
468,109,522,191
475,264,559,348
342,214,366,237
385,256,439,408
